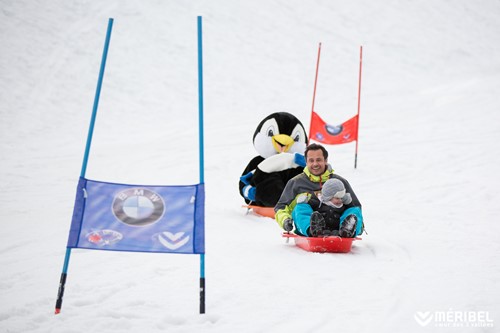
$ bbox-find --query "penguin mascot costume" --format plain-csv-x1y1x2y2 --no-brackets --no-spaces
239,112,308,207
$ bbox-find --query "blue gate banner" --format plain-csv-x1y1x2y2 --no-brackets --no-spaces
67,177,205,254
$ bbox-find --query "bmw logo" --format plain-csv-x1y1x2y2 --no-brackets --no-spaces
325,124,343,136
112,188,165,226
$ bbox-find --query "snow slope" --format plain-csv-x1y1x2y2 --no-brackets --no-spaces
1,0,500,332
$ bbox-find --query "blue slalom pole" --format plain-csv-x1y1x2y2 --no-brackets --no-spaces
55,18,114,314
80,18,114,177
197,15,206,315
197,17,204,190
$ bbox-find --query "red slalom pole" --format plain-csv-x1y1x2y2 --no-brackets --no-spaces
354,45,363,169
309,42,322,142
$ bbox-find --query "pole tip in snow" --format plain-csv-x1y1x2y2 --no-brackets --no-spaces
55,308,61,315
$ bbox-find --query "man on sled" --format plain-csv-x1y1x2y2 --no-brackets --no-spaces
274,143,363,238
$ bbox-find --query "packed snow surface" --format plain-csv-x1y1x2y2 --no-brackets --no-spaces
1,1,500,332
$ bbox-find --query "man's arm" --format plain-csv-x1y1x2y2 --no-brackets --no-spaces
274,178,300,228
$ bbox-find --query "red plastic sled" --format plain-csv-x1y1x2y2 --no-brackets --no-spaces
243,205,275,218
283,233,361,253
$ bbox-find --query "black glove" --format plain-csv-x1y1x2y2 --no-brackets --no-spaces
283,218,294,232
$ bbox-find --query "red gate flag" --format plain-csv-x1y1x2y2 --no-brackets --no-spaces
309,111,358,145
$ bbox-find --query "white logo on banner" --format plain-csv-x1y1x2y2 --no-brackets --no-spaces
158,232,190,250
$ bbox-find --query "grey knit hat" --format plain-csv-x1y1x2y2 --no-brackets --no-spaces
321,179,353,206
321,179,346,201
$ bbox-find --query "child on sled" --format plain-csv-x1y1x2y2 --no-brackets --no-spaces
286,178,363,237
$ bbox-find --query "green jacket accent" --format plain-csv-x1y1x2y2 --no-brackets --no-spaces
274,166,334,228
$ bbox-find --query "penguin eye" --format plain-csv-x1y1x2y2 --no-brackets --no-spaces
260,119,279,138
291,124,306,144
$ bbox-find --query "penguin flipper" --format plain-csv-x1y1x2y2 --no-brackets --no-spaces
239,156,264,202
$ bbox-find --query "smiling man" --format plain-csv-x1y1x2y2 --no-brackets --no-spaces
274,143,361,234
305,146,328,176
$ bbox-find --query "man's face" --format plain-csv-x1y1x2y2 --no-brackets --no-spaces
306,149,327,176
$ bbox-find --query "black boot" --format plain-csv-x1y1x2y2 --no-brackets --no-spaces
309,211,327,237
339,214,357,238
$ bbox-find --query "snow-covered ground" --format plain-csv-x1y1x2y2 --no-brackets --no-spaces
1,1,500,332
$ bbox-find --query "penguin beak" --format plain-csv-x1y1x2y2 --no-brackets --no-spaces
272,134,294,153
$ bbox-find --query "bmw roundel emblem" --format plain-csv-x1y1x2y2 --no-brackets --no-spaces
325,124,343,136
112,188,165,226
